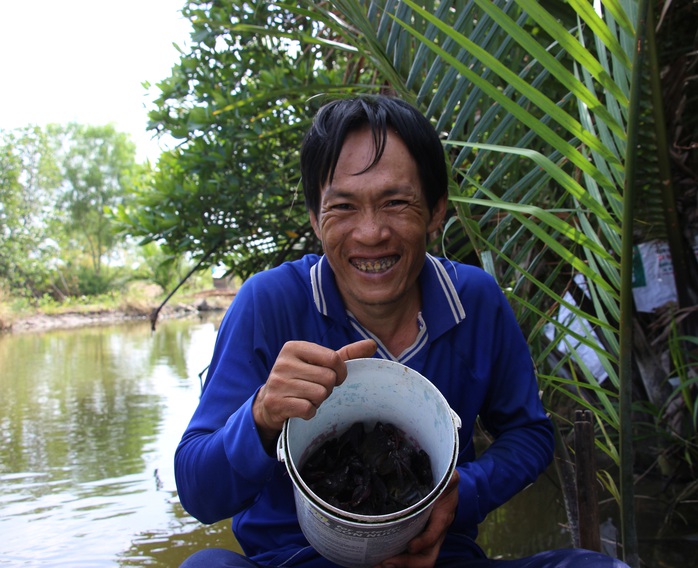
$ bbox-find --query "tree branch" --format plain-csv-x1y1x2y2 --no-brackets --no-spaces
149,240,223,331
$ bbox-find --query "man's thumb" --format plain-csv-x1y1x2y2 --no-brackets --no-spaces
337,339,377,362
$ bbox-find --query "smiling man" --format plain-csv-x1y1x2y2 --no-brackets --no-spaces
176,96,628,568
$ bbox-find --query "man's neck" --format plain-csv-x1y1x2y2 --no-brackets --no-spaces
348,294,422,358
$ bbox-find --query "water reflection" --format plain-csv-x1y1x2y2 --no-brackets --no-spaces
0,316,239,567
477,469,571,558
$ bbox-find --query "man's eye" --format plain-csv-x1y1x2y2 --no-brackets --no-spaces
386,200,408,207
332,203,353,210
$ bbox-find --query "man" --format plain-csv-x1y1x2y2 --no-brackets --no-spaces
177,95,627,567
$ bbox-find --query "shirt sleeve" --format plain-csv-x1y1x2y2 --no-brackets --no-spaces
451,273,554,530
174,276,283,524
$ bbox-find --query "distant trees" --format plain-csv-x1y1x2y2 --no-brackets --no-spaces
58,124,138,281
0,124,142,298
0,126,62,296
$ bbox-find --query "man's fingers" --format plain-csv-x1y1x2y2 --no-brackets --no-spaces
406,470,460,555
255,340,377,436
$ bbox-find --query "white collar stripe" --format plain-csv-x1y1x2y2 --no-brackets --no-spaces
310,258,327,315
426,254,466,322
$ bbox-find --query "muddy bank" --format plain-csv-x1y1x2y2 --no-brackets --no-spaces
2,290,235,334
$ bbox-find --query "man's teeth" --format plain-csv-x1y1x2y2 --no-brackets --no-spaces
352,257,397,273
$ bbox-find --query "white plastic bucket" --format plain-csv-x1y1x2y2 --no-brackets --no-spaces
277,358,461,568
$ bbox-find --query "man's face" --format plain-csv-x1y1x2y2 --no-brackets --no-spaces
310,127,446,316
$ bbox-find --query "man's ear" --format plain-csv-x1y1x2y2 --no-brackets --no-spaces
309,209,322,241
427,195,448,234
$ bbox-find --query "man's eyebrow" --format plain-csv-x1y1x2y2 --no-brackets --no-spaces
324,186,414,199
322,186,354,199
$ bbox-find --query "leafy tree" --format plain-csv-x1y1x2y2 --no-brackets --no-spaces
116,0,382,280
0,126,62,296
137,241,195,293
1,123,141,298
55,123,138,281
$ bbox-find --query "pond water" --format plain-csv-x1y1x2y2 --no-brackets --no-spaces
0,316,696,567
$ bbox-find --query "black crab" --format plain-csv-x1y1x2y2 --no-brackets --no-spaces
299,421,434,516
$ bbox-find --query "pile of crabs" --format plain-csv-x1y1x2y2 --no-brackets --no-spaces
300,421,434,516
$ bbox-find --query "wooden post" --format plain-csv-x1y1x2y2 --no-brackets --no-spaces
575,409,601,552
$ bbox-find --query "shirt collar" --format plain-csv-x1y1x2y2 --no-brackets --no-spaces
309,254,466,337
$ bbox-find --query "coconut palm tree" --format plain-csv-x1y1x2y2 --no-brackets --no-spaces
141,1,698,564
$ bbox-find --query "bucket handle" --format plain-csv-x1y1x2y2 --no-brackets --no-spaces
450,409,462,430
276,420,287,462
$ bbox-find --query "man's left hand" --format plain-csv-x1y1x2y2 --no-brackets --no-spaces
373,469,460,568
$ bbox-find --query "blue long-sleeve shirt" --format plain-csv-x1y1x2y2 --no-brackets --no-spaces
175,254,554,565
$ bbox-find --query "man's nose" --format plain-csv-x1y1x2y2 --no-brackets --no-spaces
354,210,389,242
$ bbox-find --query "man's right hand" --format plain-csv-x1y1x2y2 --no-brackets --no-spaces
252,339,377,450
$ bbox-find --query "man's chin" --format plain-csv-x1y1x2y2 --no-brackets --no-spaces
350,292,405,309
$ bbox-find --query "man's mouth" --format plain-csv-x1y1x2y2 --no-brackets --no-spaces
350,256,399,273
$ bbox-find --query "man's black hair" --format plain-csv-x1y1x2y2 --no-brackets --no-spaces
300,95,448,216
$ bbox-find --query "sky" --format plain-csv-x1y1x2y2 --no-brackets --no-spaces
0,0,193,163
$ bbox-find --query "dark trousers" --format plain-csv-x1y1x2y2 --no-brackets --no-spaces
180,548,629,567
